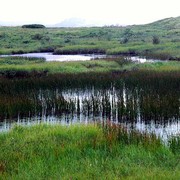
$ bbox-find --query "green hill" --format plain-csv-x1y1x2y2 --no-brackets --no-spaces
147,16,180,29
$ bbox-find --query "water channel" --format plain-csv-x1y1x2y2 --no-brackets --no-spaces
0,52,161,63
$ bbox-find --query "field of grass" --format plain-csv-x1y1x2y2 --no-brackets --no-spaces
0,16,180,60
0,124,179,179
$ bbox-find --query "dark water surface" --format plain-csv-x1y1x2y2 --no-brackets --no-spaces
0,85,179,141
0,53,179,140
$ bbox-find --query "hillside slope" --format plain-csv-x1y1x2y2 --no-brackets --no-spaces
146,16,180,29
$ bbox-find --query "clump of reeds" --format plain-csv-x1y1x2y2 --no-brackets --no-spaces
0,123,179,179
100,121,162,151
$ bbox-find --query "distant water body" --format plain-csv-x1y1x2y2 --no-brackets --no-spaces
0,53,163,63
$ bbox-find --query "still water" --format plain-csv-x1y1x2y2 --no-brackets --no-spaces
0,86,179,141
0,53,178,140
0,53,159,63
0,53,106,61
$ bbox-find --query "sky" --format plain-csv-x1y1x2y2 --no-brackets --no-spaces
1,0,180,25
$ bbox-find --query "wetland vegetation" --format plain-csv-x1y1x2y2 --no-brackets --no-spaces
0,16,180,179
0,124,179,179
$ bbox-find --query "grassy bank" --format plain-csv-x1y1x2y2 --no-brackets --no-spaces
0,124,179,179
0,58,179,120
0,58,136,78
0,56,180,77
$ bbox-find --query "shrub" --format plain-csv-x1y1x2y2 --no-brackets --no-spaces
152,35,160,44
22,24,45,28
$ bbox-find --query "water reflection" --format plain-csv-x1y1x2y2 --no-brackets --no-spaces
0,53,162,63
0,53,107,61
0,86,179,141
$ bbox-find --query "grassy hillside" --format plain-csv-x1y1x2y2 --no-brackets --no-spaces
147,16,180,29
0,16,180,60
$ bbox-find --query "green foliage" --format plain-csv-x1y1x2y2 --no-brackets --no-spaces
22,24,45,28
152,35,160,44
168,136,180,154
120,28,134,44
54,45,106,54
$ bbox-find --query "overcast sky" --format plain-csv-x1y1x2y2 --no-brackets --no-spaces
1,0,179,25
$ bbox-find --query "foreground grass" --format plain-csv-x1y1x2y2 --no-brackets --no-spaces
0,124,179,179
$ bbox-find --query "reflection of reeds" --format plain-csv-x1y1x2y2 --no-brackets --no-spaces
0,71,179,124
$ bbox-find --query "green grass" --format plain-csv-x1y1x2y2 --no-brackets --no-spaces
0,56,179,77
136,61,180,72
0,57,135,75
0,124,179,179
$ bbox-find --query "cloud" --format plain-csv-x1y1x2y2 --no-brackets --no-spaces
0,0,179,25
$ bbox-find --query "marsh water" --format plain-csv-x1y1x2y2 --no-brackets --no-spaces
0,83,179,141
0,53,106,61
0,53,160,63
0,53,179,140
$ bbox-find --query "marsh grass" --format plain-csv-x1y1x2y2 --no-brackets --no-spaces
0,123,179,179
0,56,179,77
0,56,45,65
0,67,179,126
0,57,132,76
168,136,180,154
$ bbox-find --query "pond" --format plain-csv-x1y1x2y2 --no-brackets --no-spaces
0,53,107,61
0,52,161,63
0,53,179,141
0,84,179,141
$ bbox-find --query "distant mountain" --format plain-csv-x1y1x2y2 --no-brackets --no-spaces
0,21,18,26
54,18,87,27
53,18,118,27
1,16,180,28
52,16,180,28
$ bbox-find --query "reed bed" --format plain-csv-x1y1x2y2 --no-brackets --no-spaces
0,70,179,126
